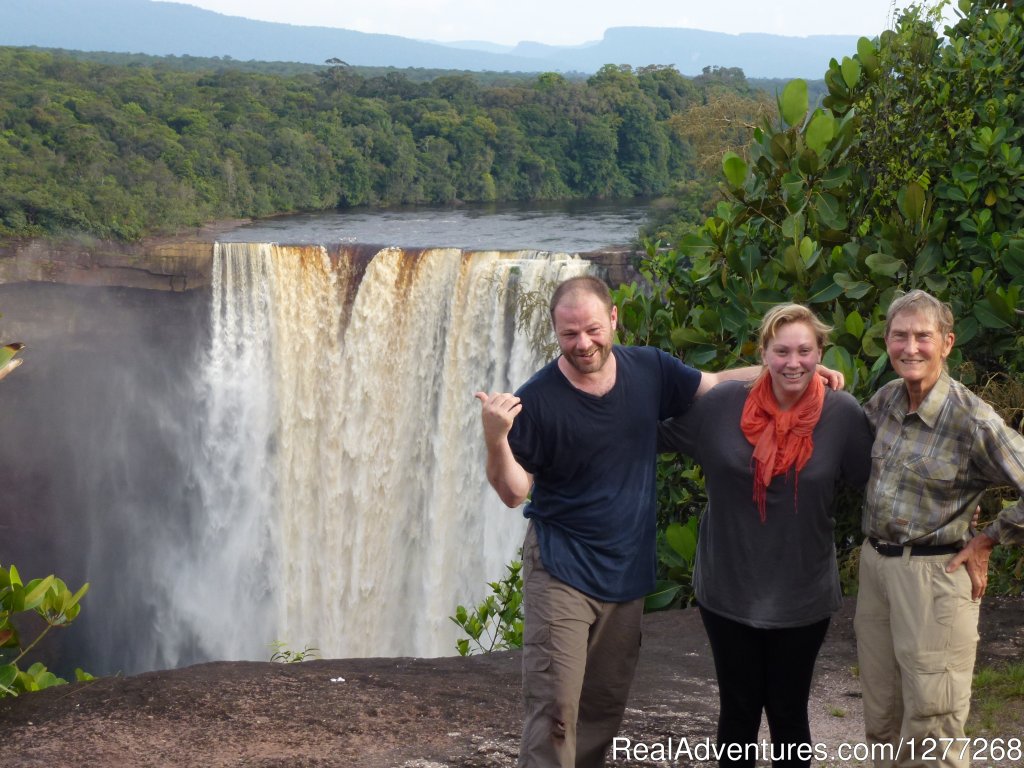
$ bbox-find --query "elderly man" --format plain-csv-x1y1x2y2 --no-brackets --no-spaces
855,289,1024,768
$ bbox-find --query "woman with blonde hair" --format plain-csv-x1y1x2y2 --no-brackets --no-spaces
659,304,873,768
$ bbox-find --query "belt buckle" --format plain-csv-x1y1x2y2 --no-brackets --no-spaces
869,537,903,557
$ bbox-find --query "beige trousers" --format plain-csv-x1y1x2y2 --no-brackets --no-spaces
854,540,980,768
518,523,643,768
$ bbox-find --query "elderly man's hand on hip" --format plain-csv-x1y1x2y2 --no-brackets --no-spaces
945,532,997,600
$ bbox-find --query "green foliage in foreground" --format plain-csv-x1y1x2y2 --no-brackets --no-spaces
268,641,320,663
645,516,699,612
0,563,91,697
451,560,523,655
616,0,1024,595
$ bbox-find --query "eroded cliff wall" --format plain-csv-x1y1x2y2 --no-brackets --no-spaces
0,237,639,291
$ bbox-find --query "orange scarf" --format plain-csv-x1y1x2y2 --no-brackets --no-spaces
739,372,825,523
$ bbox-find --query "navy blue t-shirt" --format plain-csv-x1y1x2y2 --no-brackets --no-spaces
508,345,701,601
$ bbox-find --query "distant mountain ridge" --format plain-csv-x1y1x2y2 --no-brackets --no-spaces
2,0,861,78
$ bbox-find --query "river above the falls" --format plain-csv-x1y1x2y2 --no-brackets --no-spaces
217,198,654,252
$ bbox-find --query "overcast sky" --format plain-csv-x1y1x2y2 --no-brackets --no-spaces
162,1,950,47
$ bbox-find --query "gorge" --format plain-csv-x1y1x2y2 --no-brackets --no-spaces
0,237,629,675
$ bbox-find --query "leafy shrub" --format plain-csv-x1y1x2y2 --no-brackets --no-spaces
0,564,90,697
268,641,320,663
645,516,699,611
450,559,523,655
616,0,1024,595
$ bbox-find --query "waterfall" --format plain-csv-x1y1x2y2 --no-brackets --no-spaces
155,243,592,663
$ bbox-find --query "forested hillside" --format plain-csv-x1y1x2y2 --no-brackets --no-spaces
0,48,771,240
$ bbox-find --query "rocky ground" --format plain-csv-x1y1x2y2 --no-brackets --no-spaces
2,597,1022,768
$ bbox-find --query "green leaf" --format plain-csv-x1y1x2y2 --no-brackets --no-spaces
834,273,873,300
722,152,748,188
1004,245,1024,278
973,301,1011,330
0,343,24,372
751,288,789,313
985,290,1015,325
781,213,805,241
819,167,851,190
834,332,861,354
822,346,856,388
797,148,821,176
0,664,17,696
644,582,682,612
954,316,979,346
698,309,721,332
66,583,90,612
840,56,862,89
845,311,866,339
807,275,843,304
898,182,926,222
685,345,719,366
865,252,906,278
677,232,714,259
856,37,879,74
738,245,762,276
782,244,804,277
671,327,710,348
665,522,697,562
779,79,809,128
862,321,888,358
781,171,804,200
771,133,793,162
21,577,53,613
813,192,847,230
799,237,816,262
867,351,891,389
913,243,942,277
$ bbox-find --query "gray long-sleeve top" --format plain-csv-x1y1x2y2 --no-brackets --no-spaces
658,380,873,628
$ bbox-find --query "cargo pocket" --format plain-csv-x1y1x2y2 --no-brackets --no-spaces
522,622,551,673
904,649,973,720
905,650,955,718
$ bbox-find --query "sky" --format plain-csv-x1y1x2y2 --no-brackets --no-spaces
161,1,950,47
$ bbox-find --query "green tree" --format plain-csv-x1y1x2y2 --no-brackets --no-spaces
616,0,1024,590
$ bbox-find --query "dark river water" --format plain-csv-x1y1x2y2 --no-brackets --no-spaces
218,198,653,251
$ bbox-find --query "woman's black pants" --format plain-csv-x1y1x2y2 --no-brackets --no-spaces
698,605,831,768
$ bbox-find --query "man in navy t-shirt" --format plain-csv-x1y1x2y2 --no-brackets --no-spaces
475,275,797,768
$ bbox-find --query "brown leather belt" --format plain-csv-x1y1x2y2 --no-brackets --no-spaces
869,537,961,557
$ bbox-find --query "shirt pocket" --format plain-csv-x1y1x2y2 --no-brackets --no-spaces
903,454,960,517
905,455,957,483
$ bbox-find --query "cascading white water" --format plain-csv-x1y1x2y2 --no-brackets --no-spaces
161,242,592,662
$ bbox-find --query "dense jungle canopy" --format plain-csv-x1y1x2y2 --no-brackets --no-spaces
0,47,775,241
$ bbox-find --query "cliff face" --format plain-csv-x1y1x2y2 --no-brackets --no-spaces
0,237,639,291
0,237,214,291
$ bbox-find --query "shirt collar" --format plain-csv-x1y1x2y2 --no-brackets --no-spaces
901,371,950,428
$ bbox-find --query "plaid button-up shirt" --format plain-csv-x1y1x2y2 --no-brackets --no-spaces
862,372,1024,547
